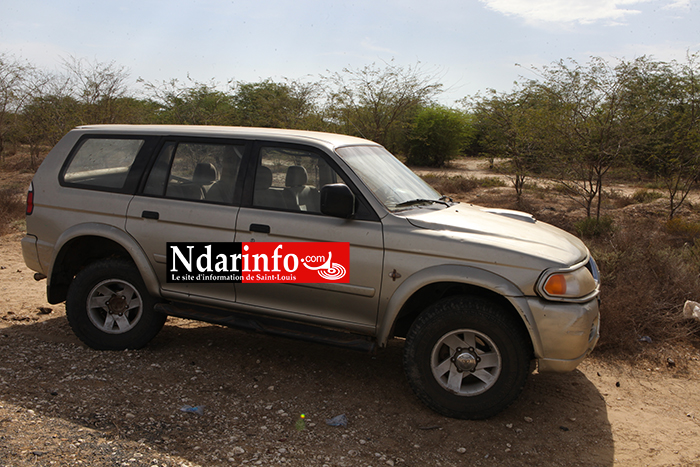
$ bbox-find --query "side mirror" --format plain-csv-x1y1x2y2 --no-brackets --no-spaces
320,184,355,219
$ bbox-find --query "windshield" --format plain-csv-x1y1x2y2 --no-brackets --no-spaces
336,145,442,211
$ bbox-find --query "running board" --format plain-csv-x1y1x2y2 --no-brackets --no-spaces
154,302,377,353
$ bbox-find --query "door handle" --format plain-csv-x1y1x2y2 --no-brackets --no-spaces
249,223,270,234
142,210,160,220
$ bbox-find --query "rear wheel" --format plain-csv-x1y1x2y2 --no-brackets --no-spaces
66,259,166,350
403,295,531,419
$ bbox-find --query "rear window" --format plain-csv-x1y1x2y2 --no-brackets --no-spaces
62,138,145,190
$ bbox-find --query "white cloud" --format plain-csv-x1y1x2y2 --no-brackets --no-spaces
662,0,692,8
479,0,652,24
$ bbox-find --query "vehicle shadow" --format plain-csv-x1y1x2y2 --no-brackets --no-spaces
0,317,614,466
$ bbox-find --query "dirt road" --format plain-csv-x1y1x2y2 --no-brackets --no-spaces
1,232,699,467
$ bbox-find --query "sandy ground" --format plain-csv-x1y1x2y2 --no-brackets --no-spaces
1,230,700,467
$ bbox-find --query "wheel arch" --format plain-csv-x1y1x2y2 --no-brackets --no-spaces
47,223,159,304
378,265,537,354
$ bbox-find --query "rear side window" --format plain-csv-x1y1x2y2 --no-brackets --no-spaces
61,138,145,190
143,141,245,204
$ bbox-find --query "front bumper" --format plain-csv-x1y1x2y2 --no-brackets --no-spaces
519,295,600,373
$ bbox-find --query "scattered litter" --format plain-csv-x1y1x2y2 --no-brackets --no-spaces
325,414,347,427
638,336,652,343
683,301,700,321
418,425,442,430
180,405,205,415
295,414,306,431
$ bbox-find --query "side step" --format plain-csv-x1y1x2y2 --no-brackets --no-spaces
155,302,377,353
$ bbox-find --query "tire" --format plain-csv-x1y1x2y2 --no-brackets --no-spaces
66,259,166,350
403,295,531,419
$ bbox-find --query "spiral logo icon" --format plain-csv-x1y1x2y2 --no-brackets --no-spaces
317,263,347,280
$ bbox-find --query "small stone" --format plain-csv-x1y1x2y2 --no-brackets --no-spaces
524,416,533,423
456,447,467,454
505,423,513,429
231,447,245,455
125,413,135,419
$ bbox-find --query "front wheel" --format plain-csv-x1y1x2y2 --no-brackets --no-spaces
403,296,531,419
66,259,166,350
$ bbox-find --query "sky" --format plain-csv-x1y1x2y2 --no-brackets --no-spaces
1,0,698,105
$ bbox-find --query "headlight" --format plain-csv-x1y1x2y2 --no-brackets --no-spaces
537,262,598,301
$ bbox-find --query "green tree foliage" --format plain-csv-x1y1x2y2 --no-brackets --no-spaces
323,61,442,152
142,78,237,125
628,54,700,218
233,79,321,129
527,57,653,219
471,87,550,198
405,106,475,167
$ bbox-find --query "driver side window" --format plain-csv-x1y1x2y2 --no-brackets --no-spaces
253,147,345,213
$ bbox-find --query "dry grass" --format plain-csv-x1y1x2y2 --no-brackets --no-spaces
587,221,700,354
0,186,25,236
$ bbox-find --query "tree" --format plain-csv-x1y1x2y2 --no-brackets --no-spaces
233,79,321,129
142,77,236,125
323,61,442,151
0,53,31,158
471,87,550,199
406,106,475,167
62,57,133,124
522,57,653,219
630,54,700,218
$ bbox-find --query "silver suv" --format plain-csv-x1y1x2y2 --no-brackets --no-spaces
22,125,600,419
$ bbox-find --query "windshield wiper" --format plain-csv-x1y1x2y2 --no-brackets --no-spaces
394,198,451,208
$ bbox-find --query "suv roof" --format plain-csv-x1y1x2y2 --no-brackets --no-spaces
74,124,376,150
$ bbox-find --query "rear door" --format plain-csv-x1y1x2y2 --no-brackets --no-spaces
126,138,250,304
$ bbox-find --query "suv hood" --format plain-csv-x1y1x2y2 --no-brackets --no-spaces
403,204,588,268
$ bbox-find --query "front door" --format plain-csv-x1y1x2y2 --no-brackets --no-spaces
234,144,384,334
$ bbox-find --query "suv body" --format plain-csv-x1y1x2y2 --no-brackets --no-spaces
23,125,600,419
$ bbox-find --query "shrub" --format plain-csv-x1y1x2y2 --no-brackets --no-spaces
0,187,25,235
632,189,663,204
477,177,507,188
665,217,700,242
421,174,478,194
592,220,700,354
574,216,615,238
406,106,474,167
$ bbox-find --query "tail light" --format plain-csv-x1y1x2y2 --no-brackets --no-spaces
26,182,34,215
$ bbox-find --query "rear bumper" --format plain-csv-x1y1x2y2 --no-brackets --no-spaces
523,295,600,373
21,235,42,274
